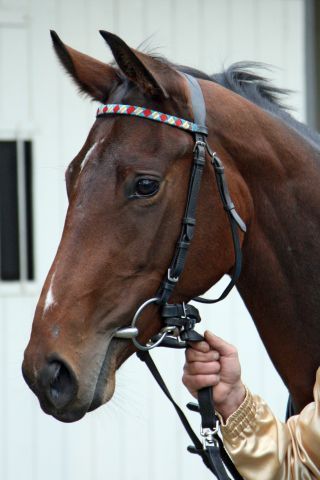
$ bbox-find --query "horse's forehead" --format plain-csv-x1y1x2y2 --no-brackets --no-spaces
90,116,191,167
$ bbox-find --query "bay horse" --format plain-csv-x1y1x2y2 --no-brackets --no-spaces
23,30,320,424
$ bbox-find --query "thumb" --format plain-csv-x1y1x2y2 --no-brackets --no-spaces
204,330,237,357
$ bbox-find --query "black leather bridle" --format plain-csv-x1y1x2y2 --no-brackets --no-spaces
98,74,246,479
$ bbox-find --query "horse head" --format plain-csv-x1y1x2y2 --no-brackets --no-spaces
22,31,249,422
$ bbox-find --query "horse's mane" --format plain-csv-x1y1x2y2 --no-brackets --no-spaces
165,59,320,149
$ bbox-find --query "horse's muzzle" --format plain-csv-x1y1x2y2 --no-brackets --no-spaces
22,355,81,419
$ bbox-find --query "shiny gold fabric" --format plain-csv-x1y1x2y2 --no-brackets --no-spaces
220,368,320,479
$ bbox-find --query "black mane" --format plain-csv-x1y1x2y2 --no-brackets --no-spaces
174,61,320,148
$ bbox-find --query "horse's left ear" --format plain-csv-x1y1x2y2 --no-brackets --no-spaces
99,31,183,100
50,30,119,102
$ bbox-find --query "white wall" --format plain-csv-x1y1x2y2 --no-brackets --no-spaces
0,1,306,479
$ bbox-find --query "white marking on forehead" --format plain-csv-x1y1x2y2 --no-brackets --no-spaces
80,142,98,172
44,273,56,314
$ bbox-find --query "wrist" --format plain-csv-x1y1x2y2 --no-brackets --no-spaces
215,382,246,422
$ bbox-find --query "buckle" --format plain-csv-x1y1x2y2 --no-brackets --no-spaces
200,421,220,449
193,139,207,152
167,268,179,283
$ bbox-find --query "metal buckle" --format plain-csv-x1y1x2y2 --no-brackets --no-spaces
167,268,179,283
193,140,207,152
200,421,220,449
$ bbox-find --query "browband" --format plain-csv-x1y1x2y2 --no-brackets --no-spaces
96,103,208,135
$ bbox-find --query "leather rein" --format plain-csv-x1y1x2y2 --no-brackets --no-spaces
96,74,246,480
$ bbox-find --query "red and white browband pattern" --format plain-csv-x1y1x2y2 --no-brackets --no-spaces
96,103,205,133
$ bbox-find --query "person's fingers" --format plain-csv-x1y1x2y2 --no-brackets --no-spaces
182,373,220,391
185,347,220,363
184,360,221,376
187,341,211,353
204,330,237,357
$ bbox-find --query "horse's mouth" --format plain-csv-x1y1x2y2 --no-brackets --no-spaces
88,336,133,412
48,336,134,423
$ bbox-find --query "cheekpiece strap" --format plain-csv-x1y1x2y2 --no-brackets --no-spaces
158,74,208,305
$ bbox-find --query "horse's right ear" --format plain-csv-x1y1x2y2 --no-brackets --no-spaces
50,30,118,102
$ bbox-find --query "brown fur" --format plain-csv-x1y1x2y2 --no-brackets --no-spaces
23,32,320,422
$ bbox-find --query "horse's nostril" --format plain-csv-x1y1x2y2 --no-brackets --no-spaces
40,359,78,410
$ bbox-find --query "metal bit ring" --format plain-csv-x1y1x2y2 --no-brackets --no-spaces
131,297,165,351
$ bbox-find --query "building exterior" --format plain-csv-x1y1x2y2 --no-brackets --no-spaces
0,0,309,479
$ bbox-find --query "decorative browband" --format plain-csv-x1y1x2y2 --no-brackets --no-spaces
96,104,207,134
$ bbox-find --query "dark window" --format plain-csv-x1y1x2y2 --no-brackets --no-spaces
0,140,34,281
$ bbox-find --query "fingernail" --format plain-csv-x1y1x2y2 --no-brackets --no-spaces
205,330,214,338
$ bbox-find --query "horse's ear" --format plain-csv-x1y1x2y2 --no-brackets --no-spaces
50,30,118,102
99,31,183,100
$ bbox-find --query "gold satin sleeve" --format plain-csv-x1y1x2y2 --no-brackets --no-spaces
219,368,320,479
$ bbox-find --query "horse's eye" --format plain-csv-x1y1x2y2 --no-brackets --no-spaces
135,178,160,197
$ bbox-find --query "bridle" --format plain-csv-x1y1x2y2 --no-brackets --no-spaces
96,74,246,480
97,74,246,348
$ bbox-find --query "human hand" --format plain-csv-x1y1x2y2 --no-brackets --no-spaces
182,330,246,421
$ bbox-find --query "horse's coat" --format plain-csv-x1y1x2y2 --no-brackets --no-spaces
22,31,320,423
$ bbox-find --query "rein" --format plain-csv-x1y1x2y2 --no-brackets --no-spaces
96,74,246,480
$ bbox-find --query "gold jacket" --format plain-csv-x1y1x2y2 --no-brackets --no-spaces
220,368,320,479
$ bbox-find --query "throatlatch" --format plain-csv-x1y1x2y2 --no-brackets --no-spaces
99,73,246,479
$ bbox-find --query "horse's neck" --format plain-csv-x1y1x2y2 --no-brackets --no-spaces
210,93,320,410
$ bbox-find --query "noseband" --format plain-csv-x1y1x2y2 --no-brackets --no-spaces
96,75,245,480
96,74,246,349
